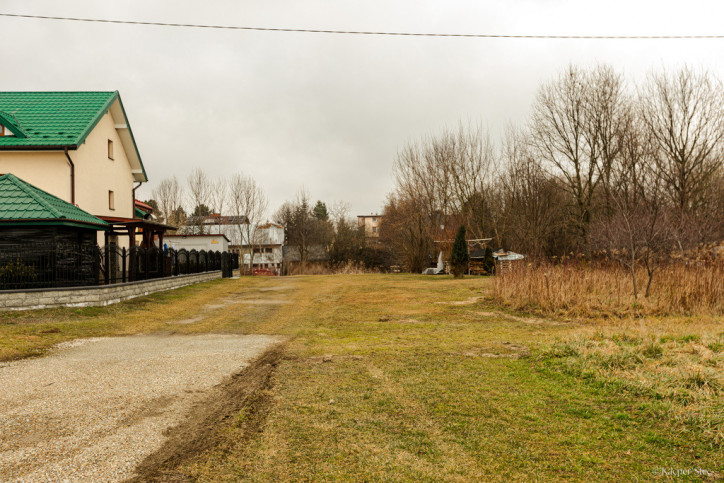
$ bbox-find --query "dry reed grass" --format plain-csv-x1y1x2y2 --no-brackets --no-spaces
286,261,381,276
491,259,724,317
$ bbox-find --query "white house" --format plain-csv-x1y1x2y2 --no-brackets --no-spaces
241,222,284,272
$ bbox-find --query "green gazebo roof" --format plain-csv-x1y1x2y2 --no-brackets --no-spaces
0,173,108,230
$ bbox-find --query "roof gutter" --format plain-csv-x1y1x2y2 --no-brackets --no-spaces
63,148,75,205
132,181,143,215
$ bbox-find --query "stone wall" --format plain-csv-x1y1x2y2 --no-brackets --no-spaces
0,271,222,311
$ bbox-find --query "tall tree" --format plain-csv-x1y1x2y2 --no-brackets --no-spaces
500,128,565,257
208,177,229,234
639,66,724,215
187,168,212,234
152,176,184,228
230,173,268,272
379,193,433,273
274,191,332,264
313,200,329,221
450,225,470,278
530,65,626,248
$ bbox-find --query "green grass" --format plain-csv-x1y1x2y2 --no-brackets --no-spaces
1,274,721,481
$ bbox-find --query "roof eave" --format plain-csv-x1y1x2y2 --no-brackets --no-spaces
0,144,77,151
111,94,148,182
0,219,108,230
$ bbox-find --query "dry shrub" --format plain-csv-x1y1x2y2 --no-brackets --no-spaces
286,262,332,276
286,261,381,276
492,258,724,317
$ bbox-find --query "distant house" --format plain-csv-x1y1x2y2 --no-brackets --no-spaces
240,222,284,273
0,91,174,249
180,214,248,247
357,214,382,238
164,234,230,252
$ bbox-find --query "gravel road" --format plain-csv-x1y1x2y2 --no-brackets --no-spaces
0,334,284,482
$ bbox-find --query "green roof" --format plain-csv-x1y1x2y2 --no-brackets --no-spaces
0,92,117,148
0,173,108,230
0,91,148,181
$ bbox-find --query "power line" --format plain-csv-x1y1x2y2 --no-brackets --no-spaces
1,12,723,39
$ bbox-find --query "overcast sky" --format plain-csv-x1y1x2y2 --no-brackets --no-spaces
3,1,724,218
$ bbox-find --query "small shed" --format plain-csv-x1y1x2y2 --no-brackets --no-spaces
493,249,525,274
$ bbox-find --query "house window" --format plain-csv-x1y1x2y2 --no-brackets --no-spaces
107,139,114,160
108,190,115,210
373,226,378,233
373,218,377,222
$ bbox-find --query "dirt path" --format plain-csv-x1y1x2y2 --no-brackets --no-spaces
0,333,284,482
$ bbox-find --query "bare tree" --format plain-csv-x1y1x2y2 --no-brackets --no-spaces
230,173,268,273
273,189,330,265
152,176,184,229
591,117,672,298
500,127,564,257
586,65,629,213
379,193,433,272
530,65,627,248
639,66,724,215
208,177,229,235
448,123,496,241
187,167,212,234
330,200,352,228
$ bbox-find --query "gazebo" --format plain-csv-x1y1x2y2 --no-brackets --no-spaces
0,173,108,288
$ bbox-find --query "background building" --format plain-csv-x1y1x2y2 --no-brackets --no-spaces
357,214,382,238
164,234,229,252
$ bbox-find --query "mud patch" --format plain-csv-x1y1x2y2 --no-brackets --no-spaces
471,311,564,326
306,354,364,364
258,286,295,292
437,296,482,306
53,337,107,350
460,343,529,359
239,299,290,305
129,345,285,482
170,316,205,325
121,396,177,426
398,318,425,324
1,416,70,451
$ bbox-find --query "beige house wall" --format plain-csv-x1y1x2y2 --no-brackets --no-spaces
72,112,135,220
358,215,382,237
0,111,137,247
0,151,71,200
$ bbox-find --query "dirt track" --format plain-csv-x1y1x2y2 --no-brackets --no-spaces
0,334,284,482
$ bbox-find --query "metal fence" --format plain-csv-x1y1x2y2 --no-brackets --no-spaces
0,242,239,290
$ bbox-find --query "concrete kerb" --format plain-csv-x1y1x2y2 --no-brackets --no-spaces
0,271,222,311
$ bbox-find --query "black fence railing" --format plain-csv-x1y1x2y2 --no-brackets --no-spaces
0,242,239,291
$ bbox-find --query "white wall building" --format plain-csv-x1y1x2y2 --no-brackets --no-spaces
240,223,284,272
164,234,229,252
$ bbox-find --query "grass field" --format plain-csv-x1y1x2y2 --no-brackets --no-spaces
1,274,721,481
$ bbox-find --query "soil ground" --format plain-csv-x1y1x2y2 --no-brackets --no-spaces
0,334,283,481
0,274,721,481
